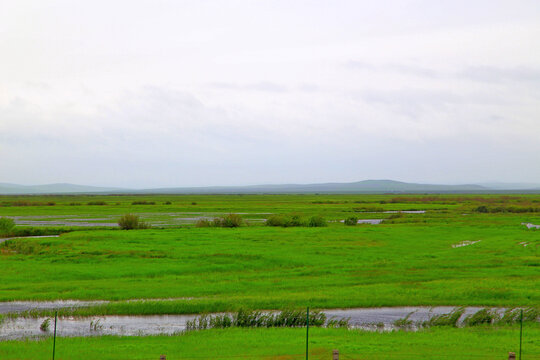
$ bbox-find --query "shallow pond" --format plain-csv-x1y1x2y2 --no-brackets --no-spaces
0,306,493,339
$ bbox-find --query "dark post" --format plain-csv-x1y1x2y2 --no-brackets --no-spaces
52,311,58,360
306,307,309,360
519,309,523,360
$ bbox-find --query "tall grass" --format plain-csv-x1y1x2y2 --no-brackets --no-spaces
117,214,151,230
186,309,330,330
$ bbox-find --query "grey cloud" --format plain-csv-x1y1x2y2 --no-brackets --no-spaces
245,82,288,92
209,81,288,92
345,60,444,79
357,88,492,108
343,61,377,70
297,83,320,92
459,66,540,83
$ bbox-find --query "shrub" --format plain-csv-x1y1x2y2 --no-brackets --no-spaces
195,214,243,228
344,216,358,226
289,215,304,227
475,205,489,213
163,201,172,205
195,218,212,227
117,214,151,230
307,215,327,227
87,201,107,206
69,202,82,206
131,201,155,205
265,215,290,227
265,214,305,227
0,217,15,235
191,202,197,205
217,214,243,228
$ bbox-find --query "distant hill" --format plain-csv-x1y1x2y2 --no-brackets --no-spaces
141,180,488,194
1,180,540,195
0,183,126,195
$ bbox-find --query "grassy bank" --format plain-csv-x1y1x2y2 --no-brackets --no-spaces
0,222,538,311
1,325,539,359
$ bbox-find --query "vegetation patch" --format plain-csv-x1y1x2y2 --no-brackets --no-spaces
186,309,334,330
117,214,151,230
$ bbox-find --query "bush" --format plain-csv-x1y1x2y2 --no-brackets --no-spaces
117,214,151,230
87,201,107,206
195,218,212,227
195,214,243,228
163,201,172,205
475,205,489,213
344,216,358,226
265,214,305,227
131,201,155,205
0,217,15,235
216,214,243,228
307,215,327,227
266,215,291,227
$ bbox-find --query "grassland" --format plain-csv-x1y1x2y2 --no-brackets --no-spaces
0,194,539,315
1,194,539,358
1,325,539,359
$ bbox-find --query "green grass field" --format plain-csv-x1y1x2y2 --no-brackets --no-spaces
1,325,539,360
1,194,539,358
0,222,539,314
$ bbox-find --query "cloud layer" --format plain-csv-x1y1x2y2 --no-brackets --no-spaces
1,1,539,187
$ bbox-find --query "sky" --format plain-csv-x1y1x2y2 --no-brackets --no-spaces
1,0,540,188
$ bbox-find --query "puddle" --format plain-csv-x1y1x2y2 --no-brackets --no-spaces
0,315,196,339
361,211,426,214
324,306,485,328
0,306,499,339
339,219,383,225
383,211,425,214
452,240,481,248
15,220,118,227
8,212,272,227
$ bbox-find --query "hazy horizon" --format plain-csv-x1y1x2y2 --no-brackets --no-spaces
2,1,540,188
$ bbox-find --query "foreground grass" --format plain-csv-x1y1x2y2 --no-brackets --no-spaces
0,222,538,312
1,325,539,360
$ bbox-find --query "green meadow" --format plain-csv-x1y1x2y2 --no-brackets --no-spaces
0,194,539,313
1,194,539,358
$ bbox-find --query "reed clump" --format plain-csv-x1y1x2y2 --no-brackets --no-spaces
186,309,335,331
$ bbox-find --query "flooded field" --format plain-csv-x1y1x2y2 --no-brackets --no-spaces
7,212,271,227
0,307,491,339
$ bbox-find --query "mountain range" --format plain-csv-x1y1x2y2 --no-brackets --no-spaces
1,180,539,195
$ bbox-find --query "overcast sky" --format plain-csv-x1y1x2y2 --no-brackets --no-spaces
1,0,539,188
